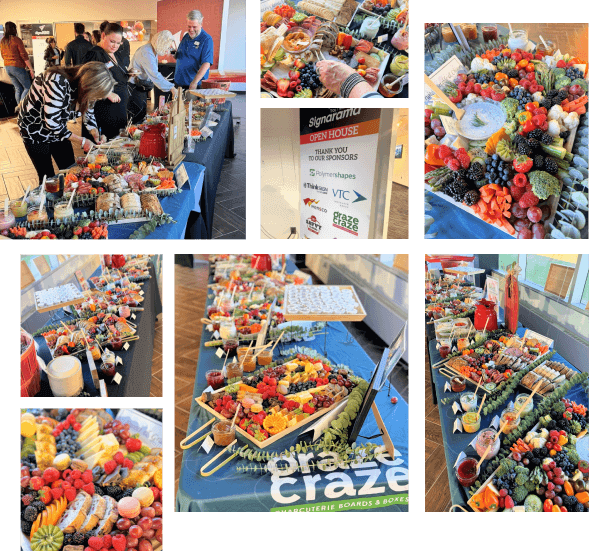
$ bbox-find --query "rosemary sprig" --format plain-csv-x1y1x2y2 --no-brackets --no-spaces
473,113,486,128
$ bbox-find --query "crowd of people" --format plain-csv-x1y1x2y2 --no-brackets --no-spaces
1,9,215,184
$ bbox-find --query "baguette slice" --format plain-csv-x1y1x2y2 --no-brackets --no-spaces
95,496,118,536
78,494,106,533
57,490,92,534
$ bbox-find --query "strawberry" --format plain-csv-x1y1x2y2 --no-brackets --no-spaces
82,470,94,484
504,495,515,508
38,486,52,504
556,60,566,68
50,487,64,500
88,536,104,550
513,155,533,173
103,460,117,475
112,534,127,551
64,487,77,501
114,451,125,465
82,482,95,496
30,476,44,491
42,467,60,484
126,438,142,453
449,89,462,103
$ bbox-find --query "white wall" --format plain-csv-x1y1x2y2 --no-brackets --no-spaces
305,254,409,362
391,111,408,187
222,0,245,73
261,108,300,239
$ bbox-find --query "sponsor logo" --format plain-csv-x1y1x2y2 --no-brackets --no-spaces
332,189,366,202
308,108,362,129
303,198,327,213
332,211,359,237
311,168,356,180
305,215,322,235
303,182,327,195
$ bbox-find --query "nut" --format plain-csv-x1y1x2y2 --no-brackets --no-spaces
70,458,88,472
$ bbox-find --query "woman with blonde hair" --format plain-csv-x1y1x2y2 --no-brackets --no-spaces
127,30,178,123
18,61,114,183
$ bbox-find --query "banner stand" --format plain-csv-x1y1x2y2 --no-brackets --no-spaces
299,108,397,239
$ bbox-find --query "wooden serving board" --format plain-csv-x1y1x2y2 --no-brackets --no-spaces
283,284,367,322
194,391,347,449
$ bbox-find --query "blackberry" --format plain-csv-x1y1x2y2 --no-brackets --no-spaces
527,138,540,151
540,98,552,110
540,133,553,145
560,130,571,141
463,189,480,206
24,506,38,521
31,500,45,513
444,181,469,202
528,129,543,141
544,157,558,175
467,162,484,182
517,141,532,156
72,533,85,545
105,486,123,500
557,89,568,100
547,89,558,98
121,488,135,499
533,155,544,170
94,485,104,496
21,519,33,535
456,168,468,180
507,69,518,78
63,534,74,546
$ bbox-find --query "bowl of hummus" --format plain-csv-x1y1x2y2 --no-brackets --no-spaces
282,27,312,54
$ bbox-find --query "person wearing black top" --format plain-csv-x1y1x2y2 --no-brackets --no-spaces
100,20,130,67
43,38,63,69
64,23,93,66
82,23,128,140
18,62,113,183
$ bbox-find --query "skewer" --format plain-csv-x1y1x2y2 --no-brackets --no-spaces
477,394,486,417
270,330,285,352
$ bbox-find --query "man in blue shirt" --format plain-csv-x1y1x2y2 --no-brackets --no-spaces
174,10,214,90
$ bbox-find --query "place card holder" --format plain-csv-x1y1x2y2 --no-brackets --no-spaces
454,451,466,467
453,419,463,433
491,415,500,430
444,381,451,393
452,401,462,415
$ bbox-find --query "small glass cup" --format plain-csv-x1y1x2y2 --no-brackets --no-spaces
223,338,239,356
257,349,273,366
206,370,224,390
10,199,28,218
500,406,521,434
212,420,235,447
514,393,534,417
455,456,480,487
242,355,256,373
226,361,243,381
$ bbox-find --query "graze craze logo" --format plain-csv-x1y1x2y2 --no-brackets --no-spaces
306,215,322,235
303,198,327,213
308,108,362,129
303,182,327,195
333,211,359,236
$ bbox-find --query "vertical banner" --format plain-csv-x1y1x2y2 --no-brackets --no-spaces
300,109,381,239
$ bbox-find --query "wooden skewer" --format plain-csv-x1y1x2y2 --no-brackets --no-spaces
474,377,482,397
477,394,486,417
253,342,272,359
230,404,241,430
270,330,285,352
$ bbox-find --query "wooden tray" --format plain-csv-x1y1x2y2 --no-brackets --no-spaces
195,390,348,449
283,284,367,322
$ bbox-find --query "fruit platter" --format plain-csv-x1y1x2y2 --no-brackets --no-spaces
195,351,364,448
20,409,163,550
203,255,308,349
424,27,588,239
466,393,589,512
260,1,394,97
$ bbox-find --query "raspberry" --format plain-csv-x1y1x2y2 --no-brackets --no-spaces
82,470,93,484
525,183,533,192
64,487,77,501
103,460,117,475
82,483,94,496
73,423,82,431
66,414,76,425
114,452,125,465
74,479,84,489
122,459,134,470
88,537,104,550
71,470,82,480
455,147,467,157
438,145,452,159
102,535,112,548
457,154,470,168
21,494,34,506
509,185,525,202
447,158,461,171
50,487,64,500
519,191,540,208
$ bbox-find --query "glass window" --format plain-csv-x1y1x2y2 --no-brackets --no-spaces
581,270,589,307
498,254,518,272
525,254,578,299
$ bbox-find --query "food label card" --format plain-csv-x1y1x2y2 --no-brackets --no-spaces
469,436,477,449
378,34,388,44
176,163,190,189
215,348,224,358
116,356,123,365
491,415,500,430
453,419,463,433
454,451,466,467
123,343,130,351
131,314,136,320
113,372,122,384
452,401,462,415
202,435,214,454
201,127,213,139
444,381,452,393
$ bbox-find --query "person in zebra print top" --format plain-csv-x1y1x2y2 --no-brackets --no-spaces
18,62,115,184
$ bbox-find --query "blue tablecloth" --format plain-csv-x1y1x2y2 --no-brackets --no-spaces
15,163,205,240
176,264,409,512
426,191,512,239
429,326,587,509
24,262,162,397
184,102,235,239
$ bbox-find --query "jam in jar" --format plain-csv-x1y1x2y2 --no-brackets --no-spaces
257,349,273,366
456,456,480,487
206,370,224,390
223,338,239,355
451,377,466,392
475,428,500,459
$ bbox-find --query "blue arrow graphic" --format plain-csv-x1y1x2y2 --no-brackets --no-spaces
353,191,367,203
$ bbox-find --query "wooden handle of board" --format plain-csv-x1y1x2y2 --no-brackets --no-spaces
424,74,465,120
371,403,395,460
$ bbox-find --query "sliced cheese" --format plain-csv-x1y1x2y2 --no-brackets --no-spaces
79,417,97,432
451,136,470,151
78,429,100,448
77,425,98,444
100,433,120,455
78,436,102,458
84,449,106,470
